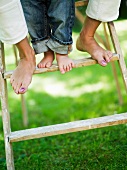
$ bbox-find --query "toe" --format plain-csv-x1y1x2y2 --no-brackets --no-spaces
18,77,31,94
37,63,42,68
71,62,75,68
37,63,41,68
104,53,110,63
45,62,52,68
19,87,27,94
19,83,28,94
107,51,113,59
63,65,68,73
59,66,65,74
37,63,45,68
98,60,107,66
66,65,70,72
15,83,22,94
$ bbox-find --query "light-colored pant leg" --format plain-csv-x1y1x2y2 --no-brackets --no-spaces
0,0,28,44
86,0,121,22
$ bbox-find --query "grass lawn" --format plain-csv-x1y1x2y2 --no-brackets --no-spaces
0,20,127,170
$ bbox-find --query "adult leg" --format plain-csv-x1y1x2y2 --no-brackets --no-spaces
0,0,36,94
47,0,75,74
76,0,121,67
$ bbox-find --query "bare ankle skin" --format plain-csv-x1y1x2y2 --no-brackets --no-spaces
76,16,113,67
37,50,54,68
10,37,36,94
56,53,74,74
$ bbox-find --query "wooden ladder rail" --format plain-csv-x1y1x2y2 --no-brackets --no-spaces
0,43,15,170
108,22,127,91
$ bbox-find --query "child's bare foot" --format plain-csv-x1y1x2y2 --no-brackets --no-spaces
56,53,74,74
37,50,54,68
76,35,113,67
10,38,36,94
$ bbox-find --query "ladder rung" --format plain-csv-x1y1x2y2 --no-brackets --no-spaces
3,54,119,79
9,112,127,143
75,0,88,7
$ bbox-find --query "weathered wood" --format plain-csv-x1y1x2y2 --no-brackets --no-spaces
9,112,127,143
0,42,15,170
3,54,119,79
103,23,123,105
108,22,127,93
75,0,88,7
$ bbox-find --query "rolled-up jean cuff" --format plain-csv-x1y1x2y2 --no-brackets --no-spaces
46,38,72,54
32,39,49,54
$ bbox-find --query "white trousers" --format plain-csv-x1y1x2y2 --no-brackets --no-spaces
0,0,121,44
0,0,28,44
86,0,121,22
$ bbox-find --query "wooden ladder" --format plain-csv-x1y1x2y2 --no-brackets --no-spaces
13,0,124,127
0,1,127,169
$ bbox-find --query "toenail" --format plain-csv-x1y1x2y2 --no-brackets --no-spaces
20,87,25,92
101,60,107,65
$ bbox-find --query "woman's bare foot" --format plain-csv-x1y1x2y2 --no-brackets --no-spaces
56,53,74,74
37,50,54,68
10,38,36,94
76,16,113,67
76,35,113,66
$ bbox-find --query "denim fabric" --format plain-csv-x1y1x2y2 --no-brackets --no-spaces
20,0,75,54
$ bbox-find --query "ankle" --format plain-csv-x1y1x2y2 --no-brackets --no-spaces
80,31,94,42
56,53,68,58
19,48,35,61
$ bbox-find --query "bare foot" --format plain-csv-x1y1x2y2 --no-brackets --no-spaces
56,53,74,74
37,50,54,68
10,49,36,94
76,34,113,67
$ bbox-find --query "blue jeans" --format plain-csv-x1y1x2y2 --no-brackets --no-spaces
20,0,75,54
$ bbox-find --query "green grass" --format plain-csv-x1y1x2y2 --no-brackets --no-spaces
0,20,127,170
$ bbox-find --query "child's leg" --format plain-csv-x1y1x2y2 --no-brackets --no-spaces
37,49,54,68
76,16,112,66
55,53,74,74
21,0,54,68
46,0,75,74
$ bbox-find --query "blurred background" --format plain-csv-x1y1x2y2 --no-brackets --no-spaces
0,1,127,169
